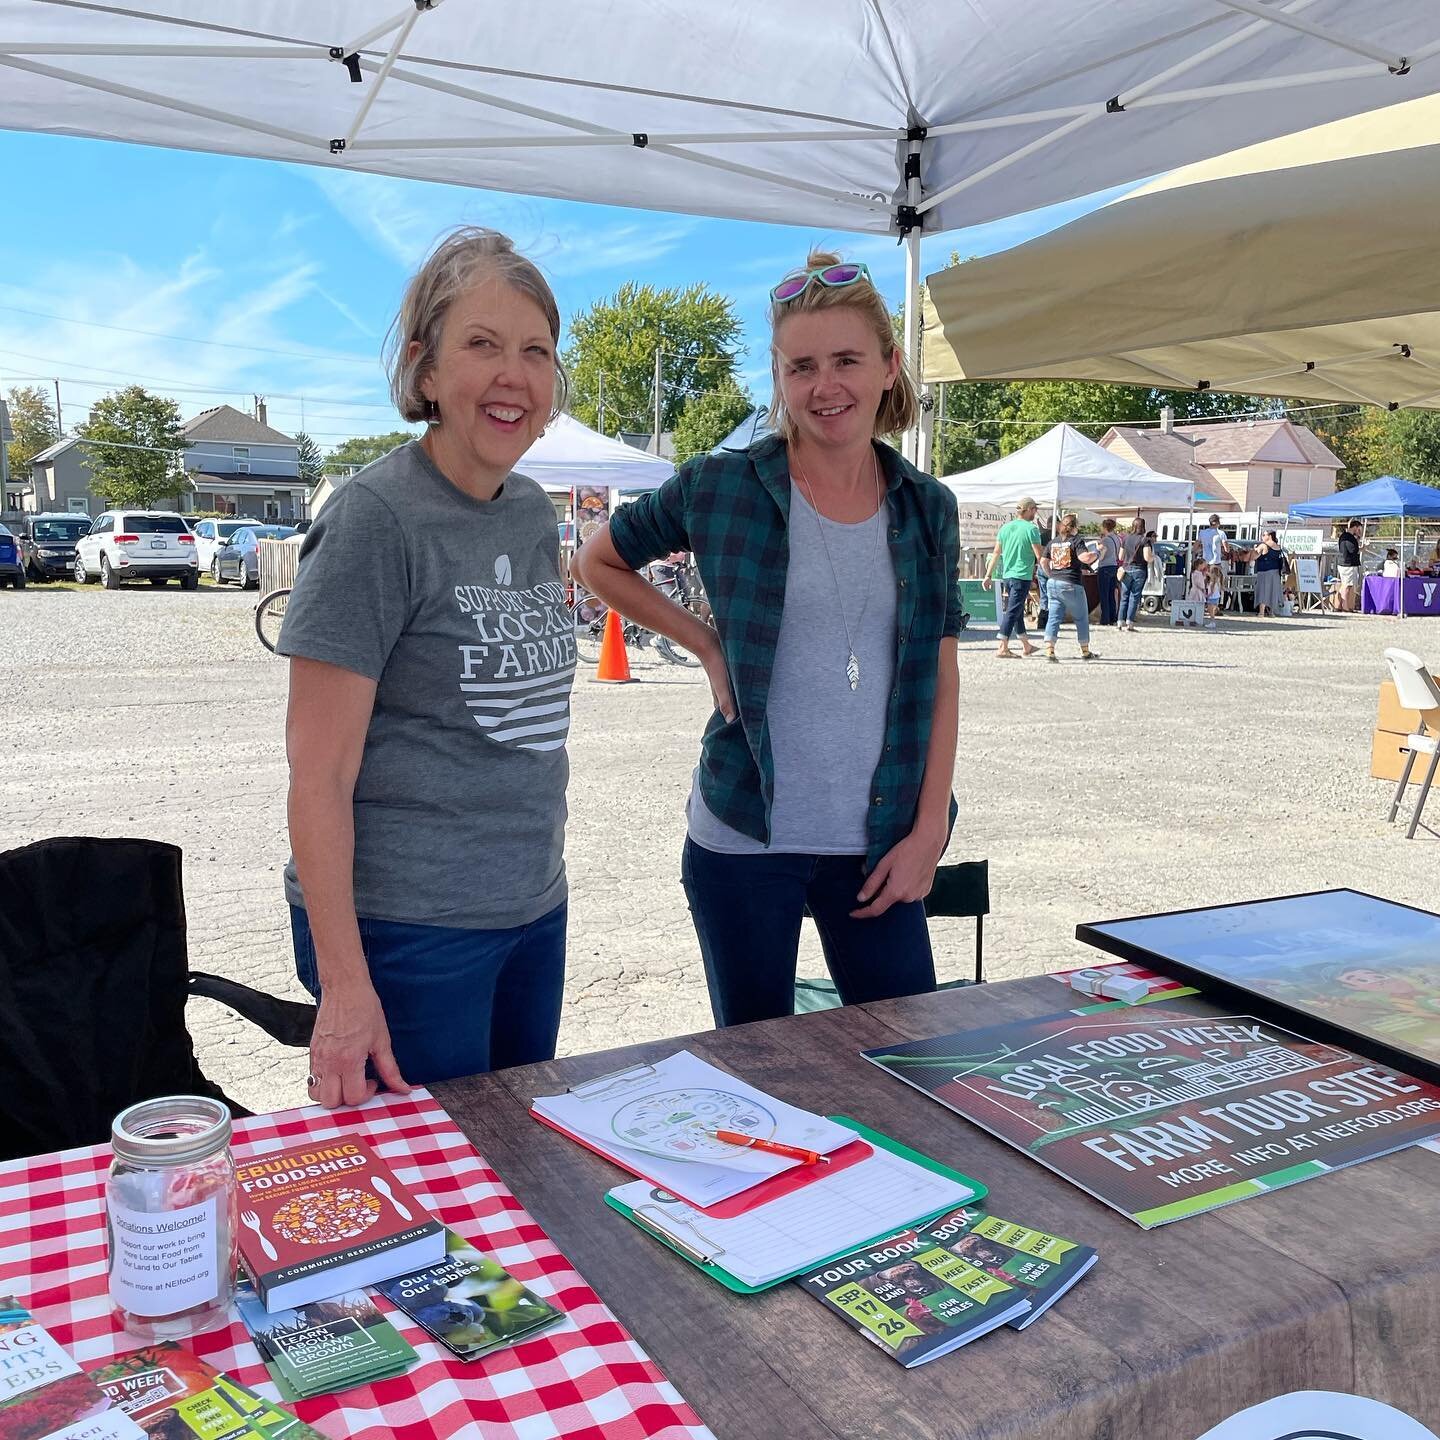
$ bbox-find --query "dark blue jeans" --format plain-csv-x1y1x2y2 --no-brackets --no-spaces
1119,566,1147,624
998,577,1031,640
1097,565,1119,625
290,902,566,1084
680,839,936,1028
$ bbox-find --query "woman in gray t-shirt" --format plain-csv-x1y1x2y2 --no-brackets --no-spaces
278,228,575,1108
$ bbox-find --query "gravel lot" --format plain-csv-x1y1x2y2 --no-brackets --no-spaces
2,582,1435,1115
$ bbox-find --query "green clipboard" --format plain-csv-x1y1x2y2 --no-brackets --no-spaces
602,1115,987,1294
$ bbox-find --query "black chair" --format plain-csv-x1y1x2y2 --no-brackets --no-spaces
793,859,990,1013
0,836,316,1162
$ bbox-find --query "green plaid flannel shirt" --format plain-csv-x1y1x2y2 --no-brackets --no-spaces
608,433,961,870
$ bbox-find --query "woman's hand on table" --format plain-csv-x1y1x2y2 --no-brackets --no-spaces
309,982,410,1109
851,824,947,919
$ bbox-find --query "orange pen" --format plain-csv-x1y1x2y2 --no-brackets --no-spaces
707,1130,830,1165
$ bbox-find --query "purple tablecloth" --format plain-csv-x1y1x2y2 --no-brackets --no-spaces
1362,574,1440,616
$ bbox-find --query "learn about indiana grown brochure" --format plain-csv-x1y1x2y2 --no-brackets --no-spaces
373,1227,565,1361
234,1283,417,1400
863,993,1440,1228
794,1221,1030,1367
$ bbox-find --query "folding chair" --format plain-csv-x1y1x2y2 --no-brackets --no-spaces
1383,649,1440,840
793,859,989,1013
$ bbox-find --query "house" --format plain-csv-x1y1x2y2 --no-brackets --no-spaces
618,430,676,461
25,437,186,517
1100,417,1344,512
182,403,308,520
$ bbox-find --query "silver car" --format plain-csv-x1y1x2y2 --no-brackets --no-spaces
213,525,297,589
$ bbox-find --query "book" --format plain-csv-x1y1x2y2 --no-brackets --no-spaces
794,1222,1030,1367
0,1296,144,1440
86,1344,325,1439
915,1207,1096,1329
233,1282,418,1400
373,1227,565,1361
233,1133,445,1311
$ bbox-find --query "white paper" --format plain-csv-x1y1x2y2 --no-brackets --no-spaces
1194,1390,1438,1440
107,1194,219,1318
533,1051,856,1207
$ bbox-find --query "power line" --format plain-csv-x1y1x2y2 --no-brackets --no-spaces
1,363,396,411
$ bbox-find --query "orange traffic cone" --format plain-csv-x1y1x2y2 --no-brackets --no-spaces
593,608,633,683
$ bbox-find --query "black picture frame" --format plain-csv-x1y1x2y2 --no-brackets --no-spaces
1075,887,1440,1089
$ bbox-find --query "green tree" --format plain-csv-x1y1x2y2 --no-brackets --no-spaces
5,385,60,486
76,386,186,508
1386,409,1440,487
566,282,742,438
671,379,754,463
931,379,1018,475
295,431,324,485
325,431,417,470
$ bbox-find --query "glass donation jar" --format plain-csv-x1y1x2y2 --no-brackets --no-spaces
106,1095,238,1341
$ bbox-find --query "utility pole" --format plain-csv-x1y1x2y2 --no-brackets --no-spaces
653,347,663,456
935,381,946,470
54,379,62,435
597,372,606,436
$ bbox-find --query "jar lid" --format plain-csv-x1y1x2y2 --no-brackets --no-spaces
111,1095,232,1166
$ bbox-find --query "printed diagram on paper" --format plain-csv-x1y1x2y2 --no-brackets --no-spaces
611,1088,778,1160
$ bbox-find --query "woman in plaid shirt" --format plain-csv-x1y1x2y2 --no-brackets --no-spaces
574,252,961,1026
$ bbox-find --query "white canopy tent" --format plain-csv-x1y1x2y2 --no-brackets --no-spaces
940,425,1195,519
3,1,1440,464
514,412,673,495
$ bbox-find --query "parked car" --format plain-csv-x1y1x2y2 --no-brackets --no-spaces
213,525,297,589
0,524,25,589
292,518,312,534
191,517,262,573
17,513,93,581
73,511,199,589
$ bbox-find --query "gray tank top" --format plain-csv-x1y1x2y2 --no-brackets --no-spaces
687,480,897,854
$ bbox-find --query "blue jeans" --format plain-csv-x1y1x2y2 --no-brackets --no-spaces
1097,565,1119,625
680,839,936,1027
290,902,566,1084
1044,578,1091,647
1119,566,1147,624
997,577,1031,640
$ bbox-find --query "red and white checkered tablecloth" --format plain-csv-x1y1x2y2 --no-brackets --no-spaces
0,1088,715,1440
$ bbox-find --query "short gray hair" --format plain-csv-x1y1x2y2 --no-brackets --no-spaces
384,226,570,424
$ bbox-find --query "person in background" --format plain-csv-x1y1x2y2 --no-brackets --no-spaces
1095,516,1122,628
1042,513,1100,662
1251,529,1289,618
1204,558,1224,628
1337,518,1364,611
1383,548,1402,579
573,249,960,1029
1188,558,1211,609
982,495,1043,659
279,227,575,1108
1117,517,1152,632
1197,513,1231,576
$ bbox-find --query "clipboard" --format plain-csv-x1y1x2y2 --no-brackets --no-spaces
603,1116,986,1294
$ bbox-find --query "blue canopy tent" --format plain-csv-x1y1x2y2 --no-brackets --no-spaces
1290,477,1440,616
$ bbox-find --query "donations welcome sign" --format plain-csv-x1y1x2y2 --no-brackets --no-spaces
863,996,1440,1227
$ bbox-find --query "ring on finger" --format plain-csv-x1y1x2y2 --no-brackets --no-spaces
306,1073,322,1088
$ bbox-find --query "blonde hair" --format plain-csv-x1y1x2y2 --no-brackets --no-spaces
384,226,570,424
767,249,919,443
1057,512,1080,538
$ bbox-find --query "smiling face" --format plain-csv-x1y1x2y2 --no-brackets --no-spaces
415,271,556,488
773,306,900,454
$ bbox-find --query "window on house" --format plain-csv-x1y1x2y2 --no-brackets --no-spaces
1272,468,1283,497
234,446,250,474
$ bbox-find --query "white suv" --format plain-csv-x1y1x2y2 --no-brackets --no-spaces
192,517,262,574
74,511,200,590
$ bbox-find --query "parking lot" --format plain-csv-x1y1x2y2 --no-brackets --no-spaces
2,582,1435,1117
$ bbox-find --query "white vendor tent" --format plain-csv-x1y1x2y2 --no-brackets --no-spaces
940,425,1195,519
514,413,673,495
3,1,1440,463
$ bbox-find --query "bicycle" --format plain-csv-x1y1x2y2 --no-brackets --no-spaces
254,587,290,653
572,559,711,669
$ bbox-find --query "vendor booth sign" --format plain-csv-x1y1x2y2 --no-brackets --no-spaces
1279,529,1324,556
1295,557,1323,595
954,503,1010,550
863,994,1440,1228
572,485,610,543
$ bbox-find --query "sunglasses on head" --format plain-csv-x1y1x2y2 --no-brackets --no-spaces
770,261,872,303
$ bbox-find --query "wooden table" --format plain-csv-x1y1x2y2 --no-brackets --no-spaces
434,978,1440,1440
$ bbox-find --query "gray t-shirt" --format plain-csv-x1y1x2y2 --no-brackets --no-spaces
278,441,574,929
688,480,897,855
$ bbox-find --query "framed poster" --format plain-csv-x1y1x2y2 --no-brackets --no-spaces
1077,889,1440,1087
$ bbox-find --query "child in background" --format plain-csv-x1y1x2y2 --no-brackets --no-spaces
1383,549,1402,579
1204,561,1224,628
1187,559,1210,607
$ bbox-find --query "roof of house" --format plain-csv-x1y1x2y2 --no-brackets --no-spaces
617,429,676,461
1169,418,1343,469
1102,427,1213,489
182,404,296,446
29,436,85,465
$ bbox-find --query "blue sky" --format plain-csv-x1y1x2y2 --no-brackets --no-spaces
0,130,1120,449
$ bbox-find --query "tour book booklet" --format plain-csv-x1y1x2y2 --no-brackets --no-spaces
235,1133,445,1311
862,993,1440,1228
0,1296,144,1440
794,1221,1030,1367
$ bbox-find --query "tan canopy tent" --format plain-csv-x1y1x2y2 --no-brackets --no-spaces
921,94,1440,410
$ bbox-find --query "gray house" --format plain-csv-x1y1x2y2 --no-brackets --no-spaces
182,404,309,520
25,437,177,517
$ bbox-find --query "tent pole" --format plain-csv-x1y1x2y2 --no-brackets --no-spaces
903,226,924,468
1401,514,1407,618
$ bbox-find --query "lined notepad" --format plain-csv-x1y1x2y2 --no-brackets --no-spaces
609,1145,980,1287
